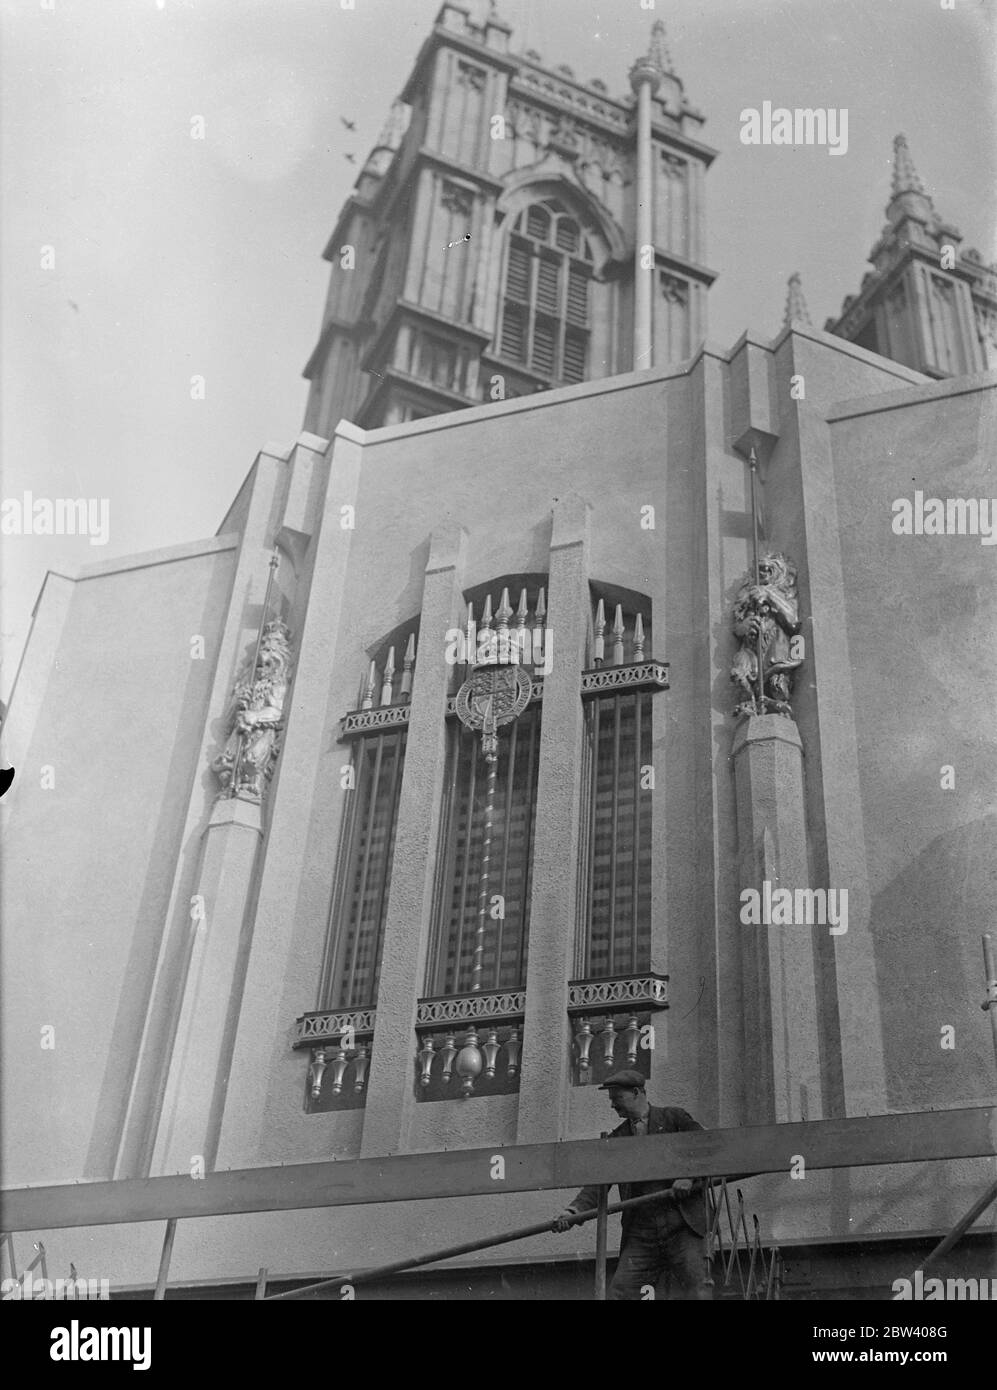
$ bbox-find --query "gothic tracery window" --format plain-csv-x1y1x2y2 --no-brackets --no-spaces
498,199,593,384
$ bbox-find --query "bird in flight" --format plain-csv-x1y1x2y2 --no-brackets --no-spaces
344,153,357,164
341,117,357,131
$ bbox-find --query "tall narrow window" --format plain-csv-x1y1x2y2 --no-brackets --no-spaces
324,729,407,1008
577,596,656,979
427,581,548,998
498,198,593,383
430,708,541,995
582,693,652,977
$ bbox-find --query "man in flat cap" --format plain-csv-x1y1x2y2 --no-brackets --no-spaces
551,1070,711,1300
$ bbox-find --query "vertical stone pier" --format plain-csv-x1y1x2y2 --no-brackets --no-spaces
733,714,824,1123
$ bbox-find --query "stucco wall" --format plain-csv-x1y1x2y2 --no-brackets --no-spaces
830,376,997,1108
1,541,236,1184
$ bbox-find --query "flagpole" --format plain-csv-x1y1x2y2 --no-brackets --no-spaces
748,448,765,713
231,548,280,797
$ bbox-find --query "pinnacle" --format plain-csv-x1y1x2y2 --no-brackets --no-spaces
646,19,675,76
891,133,926,199
629,16,676,93
783,272,812,328
375,98,408,153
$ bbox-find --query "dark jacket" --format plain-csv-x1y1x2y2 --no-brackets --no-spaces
567,1104,708,1243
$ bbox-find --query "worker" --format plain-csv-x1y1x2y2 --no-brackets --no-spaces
551,1069,712,1300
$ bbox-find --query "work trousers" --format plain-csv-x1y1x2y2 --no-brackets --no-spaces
608,1205,713,1301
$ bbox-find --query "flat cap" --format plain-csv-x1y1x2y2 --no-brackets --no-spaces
598,1069,646,1091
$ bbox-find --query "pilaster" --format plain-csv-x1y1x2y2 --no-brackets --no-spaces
151,798,264,1173
359,523,469,1156
116,447,287,1178
791,393,888,1117
516,495,591,1143
733,716,824,1123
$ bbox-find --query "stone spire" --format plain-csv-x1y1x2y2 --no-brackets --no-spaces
783,272,813,327
886,132,935,231
891,133,925,198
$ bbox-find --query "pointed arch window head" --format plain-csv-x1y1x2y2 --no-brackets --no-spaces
499,198,594,385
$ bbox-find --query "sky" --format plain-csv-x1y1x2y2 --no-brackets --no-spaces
2,0,995,703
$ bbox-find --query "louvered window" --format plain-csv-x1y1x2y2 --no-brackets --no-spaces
501,304,526,362
505,243,530,302
563,330,587,383
497,199,593,383
567,267,589,327
532,318,556,376
526,205,550,241
536,255,560,314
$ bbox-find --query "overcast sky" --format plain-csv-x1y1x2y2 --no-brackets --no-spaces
2,0,995,702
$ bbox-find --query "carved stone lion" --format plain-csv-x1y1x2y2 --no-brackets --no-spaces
731,552,802,718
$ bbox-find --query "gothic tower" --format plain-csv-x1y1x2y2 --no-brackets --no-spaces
302,4,718,433
826,133,997,376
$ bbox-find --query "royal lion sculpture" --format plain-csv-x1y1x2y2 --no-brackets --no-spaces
212,620,293,801
731,552,802,718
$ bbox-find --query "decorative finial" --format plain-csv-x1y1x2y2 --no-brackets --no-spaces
376,98,410,153
629,18,674,93
647,19,674,75
783,272,813,328
891,133,926,199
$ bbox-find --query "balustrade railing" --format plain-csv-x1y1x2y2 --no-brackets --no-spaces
294,1009,375,1112
415,989,525,1100
568,973,668,1086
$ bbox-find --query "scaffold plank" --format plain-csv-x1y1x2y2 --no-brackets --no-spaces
2,1106,993,1233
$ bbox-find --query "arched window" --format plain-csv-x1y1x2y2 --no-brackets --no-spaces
498,199,594,384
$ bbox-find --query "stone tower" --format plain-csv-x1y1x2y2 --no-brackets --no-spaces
302,4,718,434
826,133,997,376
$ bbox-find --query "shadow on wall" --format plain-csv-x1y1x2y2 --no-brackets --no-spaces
872,814,997,1110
